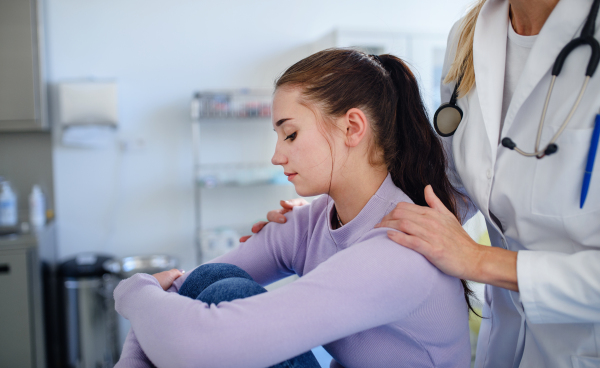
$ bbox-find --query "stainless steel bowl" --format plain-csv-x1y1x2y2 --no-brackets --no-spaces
103,255,179,278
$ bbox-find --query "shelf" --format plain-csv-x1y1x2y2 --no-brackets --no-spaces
196,163,288,189
191,89,272,119
191,89,279,264
194,117,272,123
197,179,292,189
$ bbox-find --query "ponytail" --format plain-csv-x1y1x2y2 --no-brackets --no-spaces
378,54,477,316
378,55,458,216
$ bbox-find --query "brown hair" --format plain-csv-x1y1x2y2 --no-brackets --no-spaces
275,48,477,314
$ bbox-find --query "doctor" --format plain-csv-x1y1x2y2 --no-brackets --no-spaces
251,0,600,366
378,0,600,366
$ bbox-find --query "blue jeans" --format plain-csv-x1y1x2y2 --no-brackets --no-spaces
179,263,321,368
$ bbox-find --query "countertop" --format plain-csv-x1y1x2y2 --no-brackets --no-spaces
0,232,38,251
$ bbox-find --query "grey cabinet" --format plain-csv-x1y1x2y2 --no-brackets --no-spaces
0,250,34,367
0,0,47,131
0,237,45,368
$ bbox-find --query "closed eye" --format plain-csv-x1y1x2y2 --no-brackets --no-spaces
284,132,297,141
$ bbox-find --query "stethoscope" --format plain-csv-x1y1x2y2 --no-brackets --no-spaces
433,0,600,159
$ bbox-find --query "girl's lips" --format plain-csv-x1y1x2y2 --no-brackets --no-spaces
285,173,297,181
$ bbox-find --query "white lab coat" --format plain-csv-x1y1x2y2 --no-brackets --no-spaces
441,0,600,366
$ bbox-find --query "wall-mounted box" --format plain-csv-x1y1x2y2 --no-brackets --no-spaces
57,81,119,148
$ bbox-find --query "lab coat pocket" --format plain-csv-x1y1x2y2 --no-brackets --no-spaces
531,128,599,217
571,355,600,368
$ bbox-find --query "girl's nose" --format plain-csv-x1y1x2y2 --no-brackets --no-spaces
271,144,287,166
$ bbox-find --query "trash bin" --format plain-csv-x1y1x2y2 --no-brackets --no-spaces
102,255,179,354
58,253,119,368
103,254,179,279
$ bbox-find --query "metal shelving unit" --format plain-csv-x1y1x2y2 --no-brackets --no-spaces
190,89,292,264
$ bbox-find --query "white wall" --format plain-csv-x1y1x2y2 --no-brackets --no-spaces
46,0,472,271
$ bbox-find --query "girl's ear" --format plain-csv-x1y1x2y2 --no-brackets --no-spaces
344,108,368,147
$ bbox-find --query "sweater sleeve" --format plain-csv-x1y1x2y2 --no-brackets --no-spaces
170,204,308,293
115,281,184,367
114,329,156,368
114,204,307,366
114,228,441,368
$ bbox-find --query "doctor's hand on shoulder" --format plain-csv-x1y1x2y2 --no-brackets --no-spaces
374,185,519,291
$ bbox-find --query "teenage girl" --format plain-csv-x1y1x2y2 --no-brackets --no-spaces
114,48,473,368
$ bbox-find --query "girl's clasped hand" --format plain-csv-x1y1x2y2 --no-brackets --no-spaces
152,269,185,290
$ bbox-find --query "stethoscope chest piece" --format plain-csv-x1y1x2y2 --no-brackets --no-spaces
434,103,463,137
433,80,463,137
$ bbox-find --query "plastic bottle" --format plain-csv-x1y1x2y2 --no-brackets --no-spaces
191,92,201,119
29,185,46,229
0,181,18,227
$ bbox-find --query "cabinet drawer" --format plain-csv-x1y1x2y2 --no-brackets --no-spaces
0,249,33,368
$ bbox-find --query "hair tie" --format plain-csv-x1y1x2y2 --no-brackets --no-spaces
371,54,383,65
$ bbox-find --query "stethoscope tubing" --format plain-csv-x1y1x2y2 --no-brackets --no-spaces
515,76,591,158
433,0,600,160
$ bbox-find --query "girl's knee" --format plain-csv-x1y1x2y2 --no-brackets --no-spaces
197,277,267,305
178,263,253,299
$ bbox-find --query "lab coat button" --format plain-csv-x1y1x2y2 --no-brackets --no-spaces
486,169,493,179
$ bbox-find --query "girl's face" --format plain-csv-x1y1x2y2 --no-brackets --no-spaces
271,87,342,197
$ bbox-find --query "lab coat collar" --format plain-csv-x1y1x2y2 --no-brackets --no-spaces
473,0,509,160
500,0,593,139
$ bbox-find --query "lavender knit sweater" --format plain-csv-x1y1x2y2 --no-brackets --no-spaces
114,174,471,368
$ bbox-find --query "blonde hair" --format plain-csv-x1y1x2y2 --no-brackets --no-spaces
443,0,486,98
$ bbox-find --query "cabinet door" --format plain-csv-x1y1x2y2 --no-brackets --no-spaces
0,0,45,131
0,249,33,368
